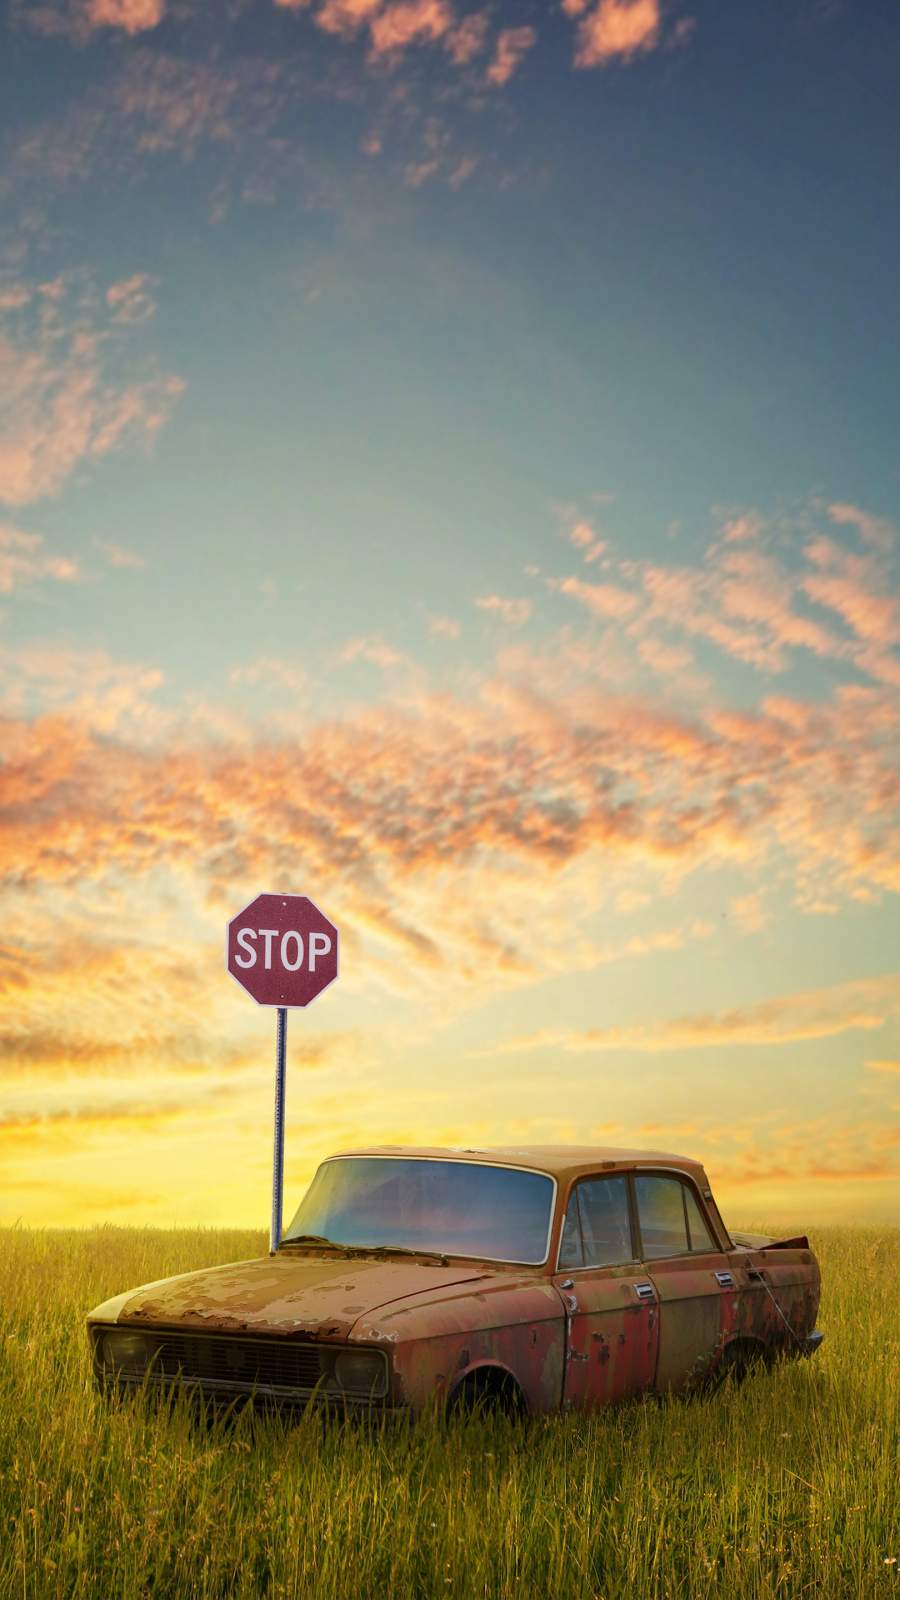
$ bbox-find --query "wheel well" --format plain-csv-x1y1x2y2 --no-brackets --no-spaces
449,1363,527,1417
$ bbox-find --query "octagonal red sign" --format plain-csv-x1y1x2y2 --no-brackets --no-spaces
227,893,339,1008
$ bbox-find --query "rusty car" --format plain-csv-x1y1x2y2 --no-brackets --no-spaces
86,1145,823,1415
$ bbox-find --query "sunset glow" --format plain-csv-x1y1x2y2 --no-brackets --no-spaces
2,0,898,1229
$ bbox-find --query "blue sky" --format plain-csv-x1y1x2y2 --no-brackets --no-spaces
1,0,899,1227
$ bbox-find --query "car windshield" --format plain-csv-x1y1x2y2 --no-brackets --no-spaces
282,1157,555,1265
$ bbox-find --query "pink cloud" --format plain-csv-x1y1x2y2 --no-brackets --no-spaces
486,26,537,86
801,571,899,647
573,0,661,68
553,574,639,619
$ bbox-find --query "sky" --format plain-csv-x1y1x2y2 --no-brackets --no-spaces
1,0,899,1234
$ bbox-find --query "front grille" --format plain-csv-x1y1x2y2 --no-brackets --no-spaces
143,1332,325,1392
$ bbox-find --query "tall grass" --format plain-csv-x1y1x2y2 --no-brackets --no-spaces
1,1225,897,1598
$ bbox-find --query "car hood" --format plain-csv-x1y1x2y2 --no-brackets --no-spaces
97,1253,493,1341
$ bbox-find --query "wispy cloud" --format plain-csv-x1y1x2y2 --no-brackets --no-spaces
474,594,532,626
490,972,900,1056
0,273,182,508
0,525,79,594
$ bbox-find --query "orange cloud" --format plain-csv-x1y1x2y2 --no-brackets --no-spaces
369,0,453,57
573,0,661,68
866,1059,900,1075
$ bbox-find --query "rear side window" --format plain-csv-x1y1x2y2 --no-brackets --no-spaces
683,1185,716,1252
636,1175,688,1257
635,1174,717,1258
558,1176,633,1269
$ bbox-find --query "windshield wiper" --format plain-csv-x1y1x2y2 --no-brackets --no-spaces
280,1235,453,1264
336,1243,450,1264
279,1234,339,1248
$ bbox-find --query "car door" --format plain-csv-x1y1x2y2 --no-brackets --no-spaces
635,1171,732,1391
552,1173,659,1409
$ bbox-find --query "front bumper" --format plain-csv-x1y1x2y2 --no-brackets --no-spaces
98,1369,405,1415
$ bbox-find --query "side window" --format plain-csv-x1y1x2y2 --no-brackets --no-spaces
580,1176,633,1265
558,1191,583,1268
684,1185,716,1252
558,1176,632,1269
635,1174,689,1258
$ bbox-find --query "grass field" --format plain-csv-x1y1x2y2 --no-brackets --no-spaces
1,1225,897,1599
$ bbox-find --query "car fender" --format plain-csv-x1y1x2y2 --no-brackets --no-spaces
350,1278,565,1413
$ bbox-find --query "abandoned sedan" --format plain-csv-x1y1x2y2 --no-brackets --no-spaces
86,1145,823,1414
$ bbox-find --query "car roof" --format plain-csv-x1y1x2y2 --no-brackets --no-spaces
326,1144,706,1182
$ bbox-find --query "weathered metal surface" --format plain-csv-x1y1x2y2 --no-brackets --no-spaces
113,1255,489,1341
551,1269,658,1408
356,1280,566,1413
86,1143,823,1415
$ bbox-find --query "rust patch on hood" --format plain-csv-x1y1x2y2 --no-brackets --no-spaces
116,1254,487,1340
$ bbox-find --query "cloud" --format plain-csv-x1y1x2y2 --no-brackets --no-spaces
572,0,662,68
340,634,411,668
566,518,606,563
444,10,488,64
490,972,900,1055
0,525,79,594
0,275,182,509
543,502,900,690
486,26,537,86
106,273,158,325
474,594,532,626
866,1059,900,1075
18,0,164,39
551,574,639,620
369,0,453,58
828,502,896,555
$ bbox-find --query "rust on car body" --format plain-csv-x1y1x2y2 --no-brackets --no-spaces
86,1143,823,1415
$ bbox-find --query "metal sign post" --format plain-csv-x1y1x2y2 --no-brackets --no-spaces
271,1006,288,1253
226,893,339,1256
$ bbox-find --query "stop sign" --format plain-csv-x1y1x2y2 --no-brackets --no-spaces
227,893,339,1008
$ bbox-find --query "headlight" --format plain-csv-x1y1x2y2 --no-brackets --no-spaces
332,1348,388,1398
95,1329,150,1374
